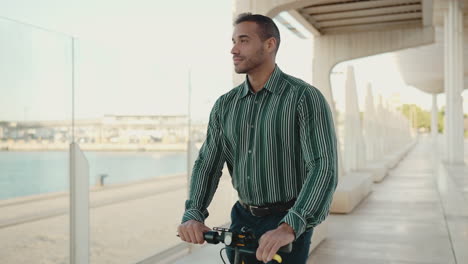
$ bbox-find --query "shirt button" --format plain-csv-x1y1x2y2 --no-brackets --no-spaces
248,150,252,154
250,125,254,128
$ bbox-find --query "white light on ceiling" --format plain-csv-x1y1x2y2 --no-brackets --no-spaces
275,11,312,39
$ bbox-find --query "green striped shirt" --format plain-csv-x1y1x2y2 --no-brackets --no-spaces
182,65,338,238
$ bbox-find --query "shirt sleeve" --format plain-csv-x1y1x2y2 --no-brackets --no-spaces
280,87,338,238
181,98,226,223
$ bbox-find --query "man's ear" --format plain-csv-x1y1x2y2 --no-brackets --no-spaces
265,37,277,53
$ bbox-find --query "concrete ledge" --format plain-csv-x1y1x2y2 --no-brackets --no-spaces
363,140,416,183
330,172,373,213
401,140,417,157
361,162,388,183
309,220,327,253
139,243,191,264
382,140,417,170
173,243,223,264
382,153,400,169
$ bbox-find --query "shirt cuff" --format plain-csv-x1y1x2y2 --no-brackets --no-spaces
279,209,307,239
181,209,206,224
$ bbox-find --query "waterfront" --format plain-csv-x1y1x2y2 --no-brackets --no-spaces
0,150,187,200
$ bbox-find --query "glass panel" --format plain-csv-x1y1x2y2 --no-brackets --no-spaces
79,56,235,264
0,17,73,263
74,36,224,264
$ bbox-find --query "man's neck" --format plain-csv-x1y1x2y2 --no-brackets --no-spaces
247,62,276,93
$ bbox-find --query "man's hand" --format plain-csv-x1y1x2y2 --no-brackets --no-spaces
177,220,211,244
256,223,295,263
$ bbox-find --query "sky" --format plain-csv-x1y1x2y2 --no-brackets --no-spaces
0,0,464,123
0,0,233,122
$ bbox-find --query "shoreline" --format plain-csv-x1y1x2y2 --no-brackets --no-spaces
0,143,188,152
0,173,187,206
0,148,186,152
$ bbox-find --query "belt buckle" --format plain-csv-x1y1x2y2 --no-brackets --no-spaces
249,205,269,217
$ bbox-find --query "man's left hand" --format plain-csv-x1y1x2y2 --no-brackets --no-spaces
256,223,295,263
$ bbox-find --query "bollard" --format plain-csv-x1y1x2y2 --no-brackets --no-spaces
97,174,108,187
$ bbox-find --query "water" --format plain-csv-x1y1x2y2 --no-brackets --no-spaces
0,151,187,200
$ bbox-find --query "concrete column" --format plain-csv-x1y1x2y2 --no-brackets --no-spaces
444,11,449,157
444,0,464,164
375,96,385,160
431,94,438,142
364,83,376,162
344,66,365,172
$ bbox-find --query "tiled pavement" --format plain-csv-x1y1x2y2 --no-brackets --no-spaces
175,136,468,264
308,137,467,264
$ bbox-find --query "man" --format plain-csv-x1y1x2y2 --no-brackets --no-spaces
178,13,338,264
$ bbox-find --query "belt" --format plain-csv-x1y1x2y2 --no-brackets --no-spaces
239,199,296,217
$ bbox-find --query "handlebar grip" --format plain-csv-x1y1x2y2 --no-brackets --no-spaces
272,254,283,263
203,231,220,244
278,243,292,253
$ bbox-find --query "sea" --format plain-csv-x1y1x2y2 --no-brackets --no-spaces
0,151,187,200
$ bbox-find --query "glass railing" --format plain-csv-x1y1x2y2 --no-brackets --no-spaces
0,13,235,264
0,17,73,263
73,46,234,264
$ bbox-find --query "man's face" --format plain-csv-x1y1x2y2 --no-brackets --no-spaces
231,21,268,74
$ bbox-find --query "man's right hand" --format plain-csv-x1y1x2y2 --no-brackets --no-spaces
177,220,211,244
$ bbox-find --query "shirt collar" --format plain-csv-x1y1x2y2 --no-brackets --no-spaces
238,65,284,99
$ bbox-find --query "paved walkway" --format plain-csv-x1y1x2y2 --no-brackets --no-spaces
0,172,235,264
308,136,468,264
175,136,467,264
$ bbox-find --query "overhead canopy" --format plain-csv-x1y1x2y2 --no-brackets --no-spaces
277,0,468,94
394,0,468,94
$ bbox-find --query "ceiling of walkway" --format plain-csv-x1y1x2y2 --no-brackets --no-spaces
298,0,424,35
286,0,468,94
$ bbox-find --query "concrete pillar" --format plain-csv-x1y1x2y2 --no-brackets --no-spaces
373,95,382,160
344,66,365,172
431,94,438,142
364,83,376,162
444,0,464,164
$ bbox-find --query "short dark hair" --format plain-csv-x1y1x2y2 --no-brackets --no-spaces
234,12,281,53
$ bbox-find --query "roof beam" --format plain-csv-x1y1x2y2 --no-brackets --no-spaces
288,9,322,36
422,0,433,26
312,4,422,21
320,19,421,34
316,12,422,28
303,0,420,14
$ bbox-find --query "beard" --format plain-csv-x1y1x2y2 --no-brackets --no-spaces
234,48,265,74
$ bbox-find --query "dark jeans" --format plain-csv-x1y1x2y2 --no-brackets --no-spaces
226,201,313,264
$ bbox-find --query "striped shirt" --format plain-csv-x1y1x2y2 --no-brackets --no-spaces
182,65,338,238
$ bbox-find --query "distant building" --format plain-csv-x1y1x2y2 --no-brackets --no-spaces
0,115,207,146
